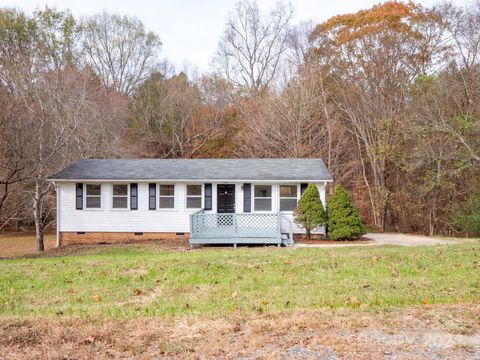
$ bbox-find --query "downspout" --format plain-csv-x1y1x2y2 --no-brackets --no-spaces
55,182,61,248
324,181,328,238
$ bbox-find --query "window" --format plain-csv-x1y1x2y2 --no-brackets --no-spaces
85,184,101,209
186,184,202,209
254,185,272,211
280,185,298,211
112,184,128,209
159,184,175,209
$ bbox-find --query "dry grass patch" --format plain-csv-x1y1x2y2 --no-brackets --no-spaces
1,305,479,359
0,233,56,258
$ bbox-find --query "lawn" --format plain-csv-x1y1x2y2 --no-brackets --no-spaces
0,233,57,258
1,238,479,319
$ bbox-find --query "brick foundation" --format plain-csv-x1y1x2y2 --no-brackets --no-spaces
59,232,189,246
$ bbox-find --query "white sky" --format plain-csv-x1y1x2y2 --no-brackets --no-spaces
0,0,467,72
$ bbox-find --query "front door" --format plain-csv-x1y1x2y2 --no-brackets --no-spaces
217,184,235,213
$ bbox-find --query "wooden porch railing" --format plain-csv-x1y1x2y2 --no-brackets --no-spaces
189,210,283,245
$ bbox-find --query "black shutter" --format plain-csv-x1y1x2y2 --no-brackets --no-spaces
300,183,308,195
130,183,138,210
243,183,251,213
76,183,83,210
149,183,156,210
204,183,212,210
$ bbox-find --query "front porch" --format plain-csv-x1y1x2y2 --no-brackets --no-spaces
189,210,293,246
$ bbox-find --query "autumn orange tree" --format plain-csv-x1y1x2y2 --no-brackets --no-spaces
308,1,447,230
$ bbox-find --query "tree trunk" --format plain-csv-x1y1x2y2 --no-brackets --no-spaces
306,227,311,240
33,180,44,252
36,226,44,251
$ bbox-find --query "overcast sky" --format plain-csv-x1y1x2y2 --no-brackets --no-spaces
0,0,467,72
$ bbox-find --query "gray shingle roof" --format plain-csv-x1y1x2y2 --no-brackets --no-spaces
49,158,332,181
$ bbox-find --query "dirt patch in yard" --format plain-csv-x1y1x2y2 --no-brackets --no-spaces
0,236,190,259
1,304,479,359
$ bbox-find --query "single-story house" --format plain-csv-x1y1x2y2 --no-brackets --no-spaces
49,158,333,247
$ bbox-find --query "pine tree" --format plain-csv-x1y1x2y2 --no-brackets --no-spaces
327,184,366,240
294,184,326,239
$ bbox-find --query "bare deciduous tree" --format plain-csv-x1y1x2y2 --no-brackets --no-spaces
80,12,162,95
213,0,293,97
238,65,357,187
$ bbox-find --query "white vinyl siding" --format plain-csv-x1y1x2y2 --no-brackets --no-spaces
57,181,327,235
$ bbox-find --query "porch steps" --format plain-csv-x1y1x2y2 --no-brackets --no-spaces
281,234,294,246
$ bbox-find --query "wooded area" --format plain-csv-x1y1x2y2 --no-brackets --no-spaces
0,1,479,249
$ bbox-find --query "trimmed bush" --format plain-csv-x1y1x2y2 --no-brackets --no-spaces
327,184,365,240
294,184,326,239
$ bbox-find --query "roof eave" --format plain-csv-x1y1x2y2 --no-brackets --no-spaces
48,178,334,182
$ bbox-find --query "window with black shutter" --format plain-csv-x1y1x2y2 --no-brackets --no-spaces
204,183,212,210
130,183,138,210
76,183,83,210
300,183,308,195
149,183,156,210
243,183,251,213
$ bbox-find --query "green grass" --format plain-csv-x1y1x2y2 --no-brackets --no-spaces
1,241,479,319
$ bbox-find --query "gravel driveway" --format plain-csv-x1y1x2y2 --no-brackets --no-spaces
295,232,457,248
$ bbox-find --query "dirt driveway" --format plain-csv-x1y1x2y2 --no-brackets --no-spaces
296,232,458,248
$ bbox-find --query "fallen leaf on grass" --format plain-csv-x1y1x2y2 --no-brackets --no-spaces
92,294,102,302
389,265,399,277
345,296,361,307
84,335,95,344
133,289,143,296
231,291,238,299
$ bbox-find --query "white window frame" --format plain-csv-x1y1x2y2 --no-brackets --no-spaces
111,183,129,210
186,184,203,209
158,184,176,210
84,183,102,210
253,184,273,212
279,184,299,213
